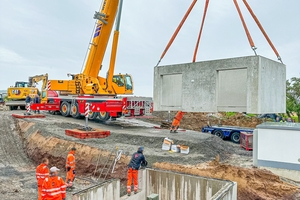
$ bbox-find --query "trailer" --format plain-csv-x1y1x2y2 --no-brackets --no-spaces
30,91,153,121
202,125,253,143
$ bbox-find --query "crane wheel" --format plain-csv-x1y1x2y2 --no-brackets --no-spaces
60,101,71,117
88,112,98,120
98,112,110,122
71,103,81,119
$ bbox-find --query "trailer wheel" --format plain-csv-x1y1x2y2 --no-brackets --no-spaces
20,106,26,110
88,112,98,120
98,112,110,121
230,132,240,144
60,101,71,117
71,103,81,119
214,130,224,139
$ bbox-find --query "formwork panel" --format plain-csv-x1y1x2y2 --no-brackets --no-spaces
153,55,286,114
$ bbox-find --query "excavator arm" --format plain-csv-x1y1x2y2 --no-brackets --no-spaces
28,73,48,90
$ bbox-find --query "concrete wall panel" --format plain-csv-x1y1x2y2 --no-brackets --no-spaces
146,169,234,200
153,56,286,114
72,179,120,200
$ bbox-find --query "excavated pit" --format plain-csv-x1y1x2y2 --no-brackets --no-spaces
15,119,131,196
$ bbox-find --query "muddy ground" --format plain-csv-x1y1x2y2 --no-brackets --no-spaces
141,111,265,131
0,110,299,199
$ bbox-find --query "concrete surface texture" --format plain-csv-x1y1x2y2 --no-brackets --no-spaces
146,169,237,200
253,123,300,181
72,179,120,200
153,55,286,114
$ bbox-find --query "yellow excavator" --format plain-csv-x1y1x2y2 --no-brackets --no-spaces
48,0,133,96
6,74,48,110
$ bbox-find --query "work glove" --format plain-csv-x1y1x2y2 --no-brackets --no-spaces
67,167,71,171
141,160,148,168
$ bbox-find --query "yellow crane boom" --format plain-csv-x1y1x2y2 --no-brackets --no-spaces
48,0,133,95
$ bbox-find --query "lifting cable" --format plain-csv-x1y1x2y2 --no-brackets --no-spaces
193,0,210,62
156,0,197,67
233,0,257,55
242,0,283,63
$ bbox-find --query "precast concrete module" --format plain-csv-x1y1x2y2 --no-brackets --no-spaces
153,55,286,114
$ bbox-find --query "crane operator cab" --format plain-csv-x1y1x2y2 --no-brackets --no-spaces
112,74,133,94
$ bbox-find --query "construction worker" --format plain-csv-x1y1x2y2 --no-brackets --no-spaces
127,146,148,196
42,166,66,200
66,147,76,189
33,94,41,114
25,94,31,115
36,158,49,200
170,111,185,133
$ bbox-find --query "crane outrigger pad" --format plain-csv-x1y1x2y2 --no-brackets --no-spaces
12,113,46,119
65,128,110,139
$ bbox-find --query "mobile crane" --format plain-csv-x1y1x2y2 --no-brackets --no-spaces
31,0,152,120
6,74,48,110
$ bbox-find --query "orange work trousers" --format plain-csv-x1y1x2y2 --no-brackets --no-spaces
127,168,138,193
170,119,180,131
38,186,42,200
66,168,75,186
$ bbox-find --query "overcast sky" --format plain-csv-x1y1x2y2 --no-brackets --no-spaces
0,0,299,97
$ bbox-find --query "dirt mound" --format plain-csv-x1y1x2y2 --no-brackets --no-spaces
144,111,264,131
153,161,299,200
16,120,130,183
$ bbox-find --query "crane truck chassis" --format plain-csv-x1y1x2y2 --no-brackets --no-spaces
30,91,153,121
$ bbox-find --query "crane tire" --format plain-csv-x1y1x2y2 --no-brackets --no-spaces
98,112,110,122
71,103,81,119
88,112,98,120
60,101,71,117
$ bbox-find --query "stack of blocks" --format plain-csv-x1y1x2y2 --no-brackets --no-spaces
65,129,110,139
162,138,189,154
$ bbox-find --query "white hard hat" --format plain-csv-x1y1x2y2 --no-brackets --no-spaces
50,166,60,173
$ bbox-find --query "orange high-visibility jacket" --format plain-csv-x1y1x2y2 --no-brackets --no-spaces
42,176,66,200
66,151,75,169
174,111,184,121
36,163,49,187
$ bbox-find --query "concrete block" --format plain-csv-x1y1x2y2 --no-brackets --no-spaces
153,55,286,114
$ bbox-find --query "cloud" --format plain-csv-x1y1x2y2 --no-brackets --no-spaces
0,47,28,64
